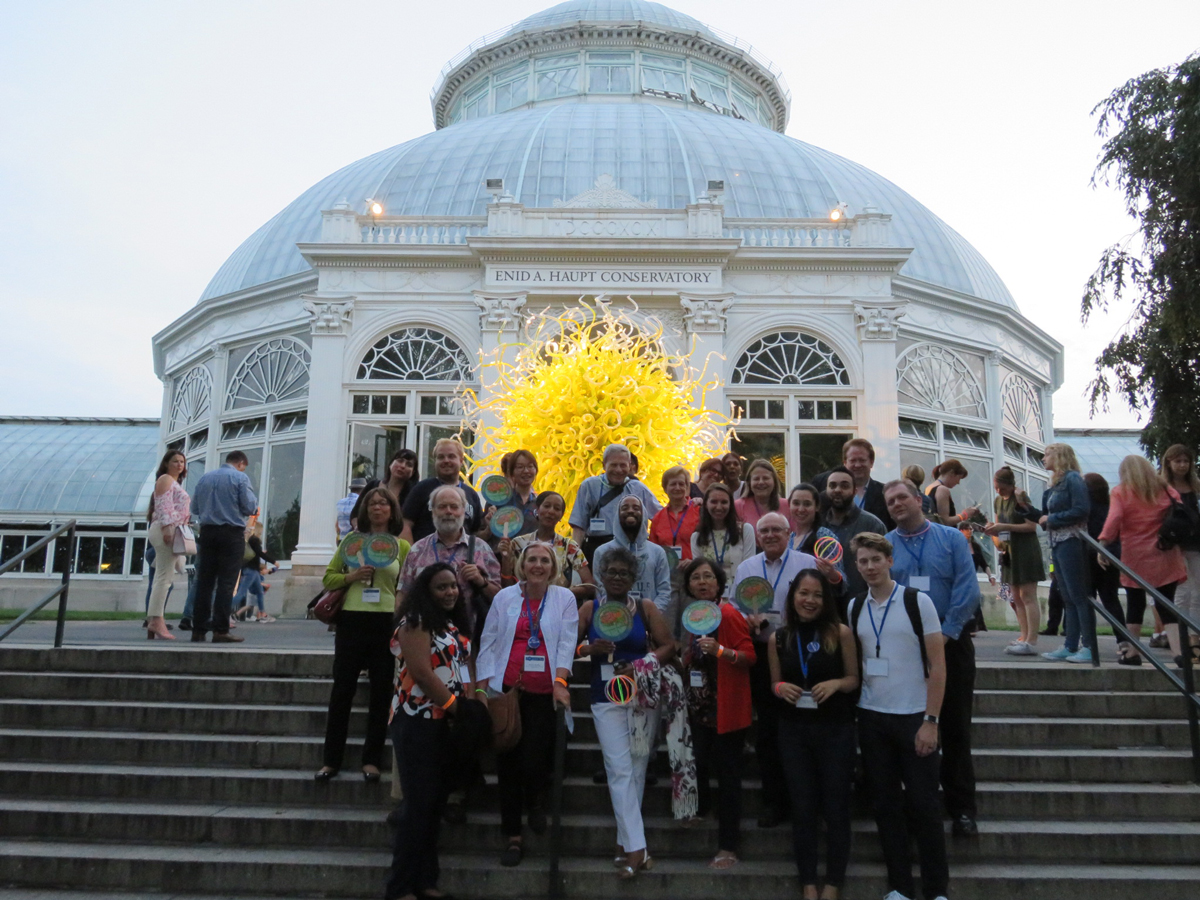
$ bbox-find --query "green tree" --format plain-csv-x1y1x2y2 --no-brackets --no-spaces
1082,51,1200,458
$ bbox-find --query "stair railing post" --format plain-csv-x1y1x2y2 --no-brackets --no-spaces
54,522,76,649
1178,615,1200,783
548,704,567,900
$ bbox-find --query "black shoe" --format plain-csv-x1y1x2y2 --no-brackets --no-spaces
952,814,979,837
386,807,402,827
314,768,337,781
500,841,523,868
178,618,192,631
189,631,207,643
443,802,466,825
527,808,547,835
757,807,783,828
592,768,608,784
1037,628,1055,636
363,767,381,783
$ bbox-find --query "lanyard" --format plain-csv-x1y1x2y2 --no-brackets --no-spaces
712,530,730,566
896,524,931,575
791,530,811,553
796,628,821,683
853,493,866,509
866,583,900,657
433,540,462,566
668,502,691,545
522,592,547,651
762,547,792,593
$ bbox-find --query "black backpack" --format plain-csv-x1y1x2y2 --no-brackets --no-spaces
849,586,930,678
1158,493,1200,552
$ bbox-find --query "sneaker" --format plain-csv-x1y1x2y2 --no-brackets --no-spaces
1150,632,1169,648
883,892,914,900
1005,641,1037,655
256,615,276,623
1066,648,1093,664
1041,645,1073,660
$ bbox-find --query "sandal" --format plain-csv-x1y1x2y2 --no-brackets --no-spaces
708,853,739,870
618,852,653,880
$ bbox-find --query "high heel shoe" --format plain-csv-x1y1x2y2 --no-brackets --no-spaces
314,767,337,781
618,852,653,879
146,628,175,641
362,767,381,783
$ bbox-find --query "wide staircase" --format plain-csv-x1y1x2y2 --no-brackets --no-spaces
1,645,1199,899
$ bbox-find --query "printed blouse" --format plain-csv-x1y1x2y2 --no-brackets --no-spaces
390,619,470,721
153,481,190,527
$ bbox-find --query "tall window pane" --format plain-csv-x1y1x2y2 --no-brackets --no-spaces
265,442,305,560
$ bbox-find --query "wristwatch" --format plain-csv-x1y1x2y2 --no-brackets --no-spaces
923,714,940,725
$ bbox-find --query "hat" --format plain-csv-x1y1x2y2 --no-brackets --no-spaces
350,477,368,490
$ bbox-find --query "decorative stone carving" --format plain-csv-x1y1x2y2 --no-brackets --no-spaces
553,174,657,209
303,297,354,335
855,303,907,341
473,292,528,332
680,294,734,334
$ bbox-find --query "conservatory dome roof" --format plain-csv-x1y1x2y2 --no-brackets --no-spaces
198,3,1015,311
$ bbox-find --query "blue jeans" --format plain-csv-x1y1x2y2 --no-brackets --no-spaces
232,567,264,613
1053,537,1094,652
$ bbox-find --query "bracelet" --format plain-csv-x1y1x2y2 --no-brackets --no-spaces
772,681,785,698
577,642,588,657
475,687,488,696
441,694,457,710
731,649,739,664
554,677,569,688
717,644,727,658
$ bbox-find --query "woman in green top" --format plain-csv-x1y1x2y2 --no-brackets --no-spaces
317,485,410,781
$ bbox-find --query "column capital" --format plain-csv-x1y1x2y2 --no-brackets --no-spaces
472,291,527,333
985,348,1004,365
302,294,355,336
680,293,735,334
854,302,908,341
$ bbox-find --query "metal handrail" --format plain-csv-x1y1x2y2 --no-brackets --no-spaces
1080,532,1200,782
547,704,568,900
0,520,77,648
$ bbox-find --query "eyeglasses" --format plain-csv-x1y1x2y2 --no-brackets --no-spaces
689,571,718,582
604,570,635,580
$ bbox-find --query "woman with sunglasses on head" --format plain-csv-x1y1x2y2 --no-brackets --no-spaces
769,568,859,900
679,557,754,870
691,484,756,598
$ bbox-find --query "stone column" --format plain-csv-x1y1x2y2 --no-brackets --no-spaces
854,302,908,479
985,350,1006,478
680,293,734,435
285,295,354,612
471,291,527,438
204,346,229,472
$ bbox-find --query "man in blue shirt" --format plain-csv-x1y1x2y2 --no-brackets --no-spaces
189,450,258,642
569,444,661,565
883,478,981,837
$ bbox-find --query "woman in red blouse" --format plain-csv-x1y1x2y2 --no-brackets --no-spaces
649,466,701,566
679,557,755,869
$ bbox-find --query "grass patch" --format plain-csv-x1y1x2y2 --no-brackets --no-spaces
0,610,162,622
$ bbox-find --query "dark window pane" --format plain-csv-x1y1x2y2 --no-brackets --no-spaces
749,400,765,419
352,395,369,414
1,535,23,568
23,536,47,573
767,400,785,420
420,396,437,415
817,401,834,420
798,401,815,420
729,432,786,484
129,537,146,575
835,401,852,420
167,438,184,453
76,537,101,574
266,442,305,561
798,433,854,484
390,395,407,414
99,538,124,575
371,395,388,415
52,538,70,574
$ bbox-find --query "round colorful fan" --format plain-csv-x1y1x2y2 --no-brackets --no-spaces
339,533,367,569
479,474,514,507
593,601,634,642
362,533,401,568
734,575,775,615
490,506,525,539
681,600,722,636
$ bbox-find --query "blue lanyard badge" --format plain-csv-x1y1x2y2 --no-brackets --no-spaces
796,631,822,683
713,531,730,566
669,503,691,546
433,541,461,567
853,493,866,509
523,594,546,651
762,547,791,593
865,584,900,657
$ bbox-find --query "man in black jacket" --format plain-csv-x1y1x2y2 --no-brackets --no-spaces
802,437,894,531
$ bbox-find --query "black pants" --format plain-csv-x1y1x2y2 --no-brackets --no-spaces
1089,553,1129,623
497,689,556,837
192,524,244,635
385,714,448,899
940,632,977,819
858,709,949,900
1129,581,1179,625
692,722,746,853
322,610,395,770
1045,578,1064,634
778,717,855,887
749,645,788,816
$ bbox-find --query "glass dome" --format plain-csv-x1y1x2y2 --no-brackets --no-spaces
201,101,1016,309
511,0,714,36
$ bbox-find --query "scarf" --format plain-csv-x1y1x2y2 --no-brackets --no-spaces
629,653,698,819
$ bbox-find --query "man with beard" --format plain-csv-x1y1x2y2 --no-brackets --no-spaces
805,438,894,531
824,466,887,603
402,438,486,544
592,495,671,613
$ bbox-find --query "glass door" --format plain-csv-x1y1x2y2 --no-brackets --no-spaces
730,432,787,486
348,423,408,482
796,432,853,486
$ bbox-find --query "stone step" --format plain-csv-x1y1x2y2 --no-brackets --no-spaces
5,798,1198,864
4,728,1192,784
2,839,1199,899
3,762,1198,820
0,647,1179,693
973,689,1185,718
1,698,1192,750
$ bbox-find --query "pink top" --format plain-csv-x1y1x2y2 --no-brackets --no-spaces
734,496,774,534
1098,485,1187,589
153,480,190,527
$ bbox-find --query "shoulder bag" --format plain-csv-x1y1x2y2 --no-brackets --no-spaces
172,524,197,556
312,587,347,624
489,673,523,752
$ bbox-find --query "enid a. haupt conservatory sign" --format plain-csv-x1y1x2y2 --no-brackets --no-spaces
486,265,722,289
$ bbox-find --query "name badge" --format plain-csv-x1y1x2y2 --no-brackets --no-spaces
589,517,607,535
795,695,819,709
909,575,931,592
523,654,546,673
628,591,642,602
999,531,1011,542
764,611,782,626
689,670,705,688
864,657,890,677
362,588,381,604
600,664,615,681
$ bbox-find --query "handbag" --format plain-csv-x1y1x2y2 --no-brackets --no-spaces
312,588,347,624
1158,494,1200,551
488,676,523,752
172,524,197,556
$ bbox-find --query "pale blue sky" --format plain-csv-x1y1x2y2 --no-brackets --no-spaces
2,0,1197,426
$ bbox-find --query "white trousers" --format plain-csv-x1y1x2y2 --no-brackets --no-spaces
146,522,179,619
1176,550,1200,627
593,701,660,853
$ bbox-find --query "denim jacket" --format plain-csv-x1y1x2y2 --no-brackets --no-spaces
1043,470,1090,540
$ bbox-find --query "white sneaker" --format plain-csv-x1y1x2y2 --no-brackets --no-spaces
1006,641,1037,655
883,893,914,900
933,896,949,900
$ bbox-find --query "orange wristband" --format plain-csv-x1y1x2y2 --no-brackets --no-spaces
576,642,587,656
441,694,457,710
555,677,569,688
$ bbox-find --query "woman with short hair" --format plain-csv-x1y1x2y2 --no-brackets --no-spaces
145,449,189,640
317,486,409,780
691,483,756,596
476,541,578,867
650,466,700,564
500,449,540,536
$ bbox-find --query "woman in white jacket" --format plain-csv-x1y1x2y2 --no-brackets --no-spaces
476,541,578,868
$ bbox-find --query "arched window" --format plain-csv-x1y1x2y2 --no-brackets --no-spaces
731,331,849,385
226,338,311,410
1002,373,1043,441
357,327,474,382
896,344,986,418
169,365,212,433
